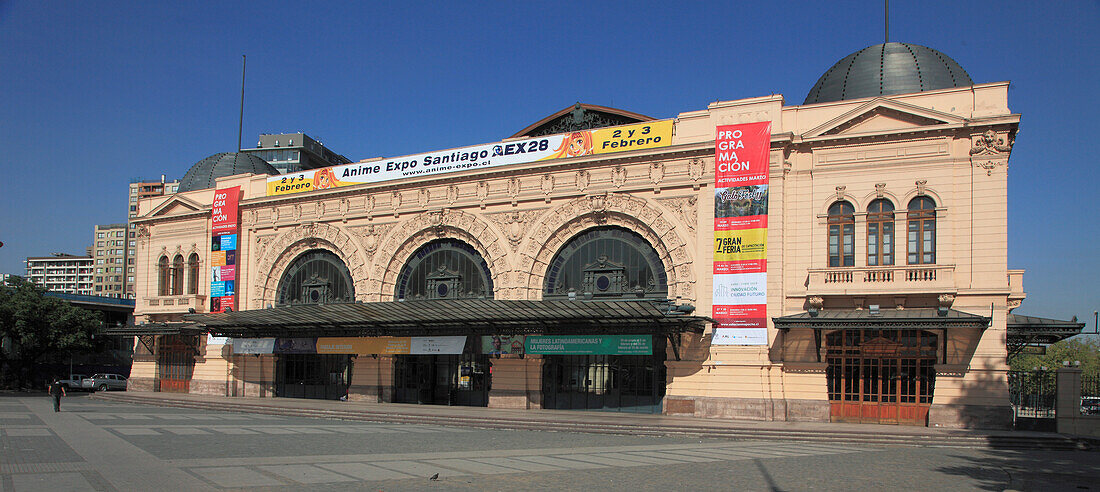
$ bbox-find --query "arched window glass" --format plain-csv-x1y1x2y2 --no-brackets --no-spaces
907,196,936,264
157,255,169,296
867,199,895,266
827,201,855,267
276,249,355,305
170,255,184,295
186,253,200,295
543,226,667,299
395,239,493,300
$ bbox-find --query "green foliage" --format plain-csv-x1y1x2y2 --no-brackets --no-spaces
1010,337,1100,378
0,277,104,363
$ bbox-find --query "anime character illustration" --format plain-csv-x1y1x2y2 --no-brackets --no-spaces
312,167,343,190
549,131,594,159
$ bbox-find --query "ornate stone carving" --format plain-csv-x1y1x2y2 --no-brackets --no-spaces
970,129,1013,155
576,170,589,191
292,203,302,221
541,174,554,200
835,185,846,202
391,191,402,215
447,185,459,205
875,183,886,198
915,180,928,196
508,177,520,199
655,196,698,235
976,160,1003,176
427,209,446,237
587,192,609,223
1007,299,1023,311
477,181,489,202
486,209,544,251
611,166,627,188
417,188,430,207
650,162,664,185
688,158,704,182
365,194,376,215
938,294,956,308
808,296,824,309
136,225,150,238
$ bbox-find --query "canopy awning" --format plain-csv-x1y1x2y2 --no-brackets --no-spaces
1006,313,1086,358
181,299,711,338
105,322,205,337
772,308,990,330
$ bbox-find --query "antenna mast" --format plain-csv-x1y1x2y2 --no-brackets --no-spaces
880,0,888,42
237,55,246,152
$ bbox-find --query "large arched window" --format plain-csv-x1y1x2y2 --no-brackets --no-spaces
827,201,855,267
543,226,667,299
186,253,200,295
277,249,355,305
395,239,493,300
157,255,169,296
170,255,184,295
907,196,936,264
867,199,895,266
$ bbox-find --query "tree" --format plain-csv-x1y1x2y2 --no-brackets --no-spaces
1009,337,1100,378
0,277,103,388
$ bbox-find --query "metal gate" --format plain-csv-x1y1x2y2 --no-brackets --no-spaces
275,354,351,400
393,353,490,406
156,335,196,393
542,350,666,414
1007,370,1057,431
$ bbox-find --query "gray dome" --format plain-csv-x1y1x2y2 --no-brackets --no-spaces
177,152,279,192
804,43,973,105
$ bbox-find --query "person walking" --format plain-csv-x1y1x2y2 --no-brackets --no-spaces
48,378,66,412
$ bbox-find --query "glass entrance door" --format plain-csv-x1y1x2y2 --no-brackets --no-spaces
393,353,490,406
826,329,937,425
541,337,667,414
275,354,351,400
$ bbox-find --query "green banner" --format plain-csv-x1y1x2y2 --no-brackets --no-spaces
524,335,652,355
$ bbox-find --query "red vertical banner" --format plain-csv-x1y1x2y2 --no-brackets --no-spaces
210,186,240,313
712,122,771,345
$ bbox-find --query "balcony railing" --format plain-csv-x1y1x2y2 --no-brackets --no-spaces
808,264,955,295
142,294,207,314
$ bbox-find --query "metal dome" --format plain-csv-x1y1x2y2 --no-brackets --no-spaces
177,152,279,192
804,42,973,105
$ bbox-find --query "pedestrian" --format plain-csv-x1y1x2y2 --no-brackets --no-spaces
48,378,66,412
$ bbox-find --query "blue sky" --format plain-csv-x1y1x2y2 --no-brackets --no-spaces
0,1,1097,329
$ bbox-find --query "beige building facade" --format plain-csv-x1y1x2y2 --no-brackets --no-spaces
127,44,1032,429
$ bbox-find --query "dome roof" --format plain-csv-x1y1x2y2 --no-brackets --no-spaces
177,152,279,193
804,42,973,105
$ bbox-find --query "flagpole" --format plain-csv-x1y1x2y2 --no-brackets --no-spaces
238,55,246,152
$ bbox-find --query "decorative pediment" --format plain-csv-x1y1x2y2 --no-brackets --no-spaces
805,98,967,139
146,195,206,217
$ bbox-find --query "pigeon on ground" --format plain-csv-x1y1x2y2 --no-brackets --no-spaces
429,473,439,481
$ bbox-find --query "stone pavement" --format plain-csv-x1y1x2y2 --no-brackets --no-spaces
3,393,1099,491
91,390,1093,450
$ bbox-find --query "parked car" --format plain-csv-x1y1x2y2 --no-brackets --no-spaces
82,373,128,392
58,374,88,390
1082,396,1100,415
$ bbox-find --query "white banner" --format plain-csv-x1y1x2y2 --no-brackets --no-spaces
410,336,467,355
230,338,276,354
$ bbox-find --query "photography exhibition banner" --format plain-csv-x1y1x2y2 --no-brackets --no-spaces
711,122,771,345
209,186,240,313
266,120,673,196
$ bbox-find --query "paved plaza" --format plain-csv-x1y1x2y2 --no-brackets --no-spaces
1,394,1098,491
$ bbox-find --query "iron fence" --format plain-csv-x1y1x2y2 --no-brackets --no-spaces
1007,370,1057,422
1083,375,1100,416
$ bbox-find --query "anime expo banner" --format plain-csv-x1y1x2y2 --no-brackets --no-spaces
210,186,240,313
266,120,674,196
712,122,771,345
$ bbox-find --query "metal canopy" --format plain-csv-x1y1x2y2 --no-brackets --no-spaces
772,308,990,330
105,322,205,337
183,299,710,338
1006,313,1086,358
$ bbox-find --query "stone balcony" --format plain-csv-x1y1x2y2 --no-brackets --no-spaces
807,264,956,296
142,294,207,315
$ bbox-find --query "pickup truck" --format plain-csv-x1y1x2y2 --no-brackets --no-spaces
58,374,88,390
82,373,129,392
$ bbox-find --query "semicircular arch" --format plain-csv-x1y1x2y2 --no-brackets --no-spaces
520,193,693,302
255,222,366,308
